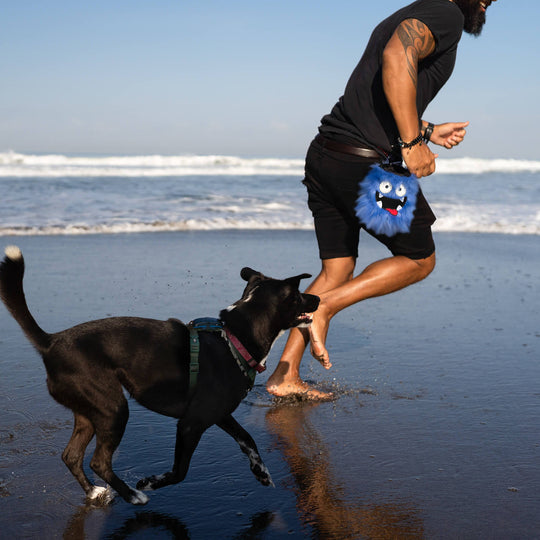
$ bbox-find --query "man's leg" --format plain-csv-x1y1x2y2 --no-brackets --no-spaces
310,252,436,362
266,256,355,398
266,252,435,398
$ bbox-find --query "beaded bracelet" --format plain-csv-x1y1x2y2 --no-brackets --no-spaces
397,133,423,149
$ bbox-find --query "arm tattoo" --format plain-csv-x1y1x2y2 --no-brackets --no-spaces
396,19,435,89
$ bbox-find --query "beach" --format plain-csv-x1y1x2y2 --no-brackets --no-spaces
1,229,539,539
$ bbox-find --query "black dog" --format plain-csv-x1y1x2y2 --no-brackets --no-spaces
0,246,319,505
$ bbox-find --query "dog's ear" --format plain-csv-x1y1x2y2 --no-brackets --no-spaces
240,267,264,282
286,273,312,289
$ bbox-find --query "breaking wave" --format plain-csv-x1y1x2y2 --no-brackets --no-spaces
1,151,539,178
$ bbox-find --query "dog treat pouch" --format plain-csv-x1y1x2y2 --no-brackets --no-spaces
355,163,419,237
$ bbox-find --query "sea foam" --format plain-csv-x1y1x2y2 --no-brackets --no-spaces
1,151,539,178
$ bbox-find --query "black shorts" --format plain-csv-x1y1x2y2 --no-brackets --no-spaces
303,138,436,260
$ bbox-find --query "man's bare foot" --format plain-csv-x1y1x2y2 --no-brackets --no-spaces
308,309,331,369
266,377,333,401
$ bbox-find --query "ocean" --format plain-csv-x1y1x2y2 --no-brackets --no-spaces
1,150,540,236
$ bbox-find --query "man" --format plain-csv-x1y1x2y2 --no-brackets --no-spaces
267,0,498,399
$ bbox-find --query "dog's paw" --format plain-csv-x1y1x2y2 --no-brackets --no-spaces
137,472,178,492
260,474,275,488
259,471,275,487
87,485,115,506
136,477,154,491
128,489,150,505
137,474,166,491
252,464,274,487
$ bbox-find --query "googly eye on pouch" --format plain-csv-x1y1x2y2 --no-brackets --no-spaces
355,164,419,236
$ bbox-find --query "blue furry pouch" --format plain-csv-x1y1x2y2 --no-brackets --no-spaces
355,164,419,236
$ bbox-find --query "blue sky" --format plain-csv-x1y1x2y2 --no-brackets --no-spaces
1,1,537,159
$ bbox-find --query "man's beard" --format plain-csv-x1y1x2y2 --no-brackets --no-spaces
453,0,486,36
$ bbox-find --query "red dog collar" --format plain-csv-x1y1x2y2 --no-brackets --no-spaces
224,327,266,373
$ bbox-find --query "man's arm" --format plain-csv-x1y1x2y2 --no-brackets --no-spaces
422,119,470,148
382,18,437,177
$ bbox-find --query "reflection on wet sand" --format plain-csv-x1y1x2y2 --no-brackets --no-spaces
266,401,424,539
60,399,424,538
63,505,278,539
63,506,191,539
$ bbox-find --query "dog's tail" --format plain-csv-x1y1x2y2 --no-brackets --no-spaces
0,246,51,352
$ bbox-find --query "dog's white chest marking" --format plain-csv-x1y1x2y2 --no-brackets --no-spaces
258,330,285,367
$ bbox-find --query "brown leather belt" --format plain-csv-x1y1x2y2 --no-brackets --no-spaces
315,133,381,159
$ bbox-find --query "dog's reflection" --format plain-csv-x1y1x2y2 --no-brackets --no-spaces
265,400,424,539
63,506,276,539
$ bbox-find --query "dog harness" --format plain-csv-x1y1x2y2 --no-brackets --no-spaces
187,318,265,396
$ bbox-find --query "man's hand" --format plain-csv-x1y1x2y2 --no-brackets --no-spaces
402,142,438,178
431,121,469,148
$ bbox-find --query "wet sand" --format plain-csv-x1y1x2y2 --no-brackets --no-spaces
1,230,539,539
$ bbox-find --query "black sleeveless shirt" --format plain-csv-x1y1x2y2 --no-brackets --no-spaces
319,0,464,154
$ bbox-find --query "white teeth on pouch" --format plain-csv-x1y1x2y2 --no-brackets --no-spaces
376,200,403,211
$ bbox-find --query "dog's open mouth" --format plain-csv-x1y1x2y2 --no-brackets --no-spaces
295,312,314,327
